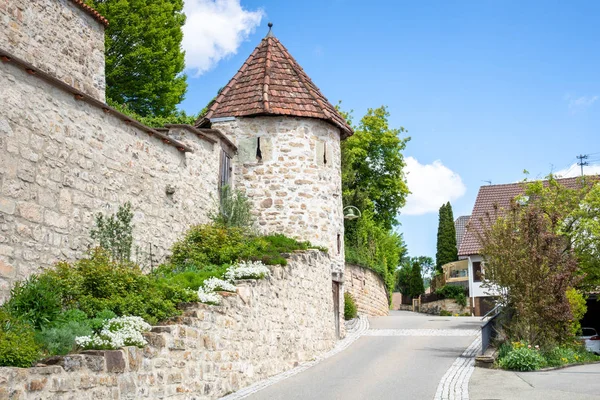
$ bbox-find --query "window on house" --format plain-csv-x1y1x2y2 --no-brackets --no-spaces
219,149,232,189
323,143,328,165
337,233,341,255
473,261,483,282
256,137,262,161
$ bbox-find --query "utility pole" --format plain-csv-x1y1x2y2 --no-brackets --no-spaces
576,154,589,177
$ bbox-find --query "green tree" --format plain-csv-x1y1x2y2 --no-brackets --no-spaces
91,0,187,117
396,256,432,296
341,106,410,231
435,202,458,272
408,260,425,298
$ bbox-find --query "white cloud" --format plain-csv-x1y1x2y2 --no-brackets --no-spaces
182,0,264,76
555,162,600,178
565,94,598,113
402,157,466,216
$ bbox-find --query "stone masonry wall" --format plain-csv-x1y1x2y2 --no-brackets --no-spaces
213,117,345,274
420,298,467,315
0,0,106,101
0,60,221,302
345,264,389,316
0,250,338,399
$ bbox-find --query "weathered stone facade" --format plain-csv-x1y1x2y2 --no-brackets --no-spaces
0,61,224,301
344,264,389,316
0,0,106,101
0,250,340,399
213,117,345,273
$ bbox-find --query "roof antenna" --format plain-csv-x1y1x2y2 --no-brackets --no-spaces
482,180,492,185
266,22,274,38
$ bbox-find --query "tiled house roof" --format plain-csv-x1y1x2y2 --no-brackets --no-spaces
458,176,598,257
68,0,109,26
197,34,353,138
454,215,470,251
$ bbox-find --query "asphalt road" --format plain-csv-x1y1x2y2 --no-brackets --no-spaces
245,311,483,400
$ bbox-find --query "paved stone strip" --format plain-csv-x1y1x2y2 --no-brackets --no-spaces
434,336,482,400
221,316,370,400
364,329,480,337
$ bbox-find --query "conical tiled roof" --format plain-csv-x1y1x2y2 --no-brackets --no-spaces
197,35,353,138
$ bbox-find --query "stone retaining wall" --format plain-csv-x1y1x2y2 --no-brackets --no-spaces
344,264,389,316
0,250,340,399
0,61,224,301
419,298,467,315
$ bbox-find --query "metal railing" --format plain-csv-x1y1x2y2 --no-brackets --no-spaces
480,305,501,354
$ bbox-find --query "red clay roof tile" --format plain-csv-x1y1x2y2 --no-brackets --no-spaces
68,0,109,26
458,176,599,257
197,35,353,138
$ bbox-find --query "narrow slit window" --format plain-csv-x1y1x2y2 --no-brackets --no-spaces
256,137,262,161
337,233,341,255
323,143,327,165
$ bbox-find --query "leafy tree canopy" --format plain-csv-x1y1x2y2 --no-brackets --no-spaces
341,106,410,231
90,0,188,117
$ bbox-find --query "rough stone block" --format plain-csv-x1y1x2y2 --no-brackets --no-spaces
0,198,16,215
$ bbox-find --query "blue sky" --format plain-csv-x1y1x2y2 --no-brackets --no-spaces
179,0,600,259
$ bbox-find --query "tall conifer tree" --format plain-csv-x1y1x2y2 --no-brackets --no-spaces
435,202,458,271
91,0,188,117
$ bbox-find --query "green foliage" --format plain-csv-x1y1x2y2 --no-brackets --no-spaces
0,308,41,368
170,225,320,273
210,186,254,229
341,106,410,231
154,265,229,291
107,100,199,128
90,202,134,263
498,345,546,371
408,260,425,298
435,202,458,272
36,321,92,356
91,0,188,117
479,197,582,347
566,288,587,336
344,292,358,320
439,310,452,316
4,274,63,329
345,209,405,300
497,340,600,371
435,285,468,307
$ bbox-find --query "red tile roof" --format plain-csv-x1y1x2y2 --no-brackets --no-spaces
458,176,598,256
197,35,353,138
68,0,109,26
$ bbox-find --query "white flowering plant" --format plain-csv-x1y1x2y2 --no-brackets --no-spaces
75,316,151,350
203,277,237,292
196,287,223,305
224,260,270,281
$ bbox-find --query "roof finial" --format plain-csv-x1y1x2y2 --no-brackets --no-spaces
266,22,274,37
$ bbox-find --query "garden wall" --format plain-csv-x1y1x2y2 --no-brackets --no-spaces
0,250,340,399
419,298,467,315
0,59,225,302
344,264,389,316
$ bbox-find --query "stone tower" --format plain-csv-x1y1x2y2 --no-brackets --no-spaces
197,28,353,275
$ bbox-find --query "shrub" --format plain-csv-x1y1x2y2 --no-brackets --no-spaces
169,225,321,272
36,321,93,356
90,202,134,263
225,260,270,280
498,344,546,371
154,264,229,291
439,310,452,316
5,274,63,329
435,285,468,308
210,185,254,229
0,308,41,367
566,288,587,336
344,292,358,320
